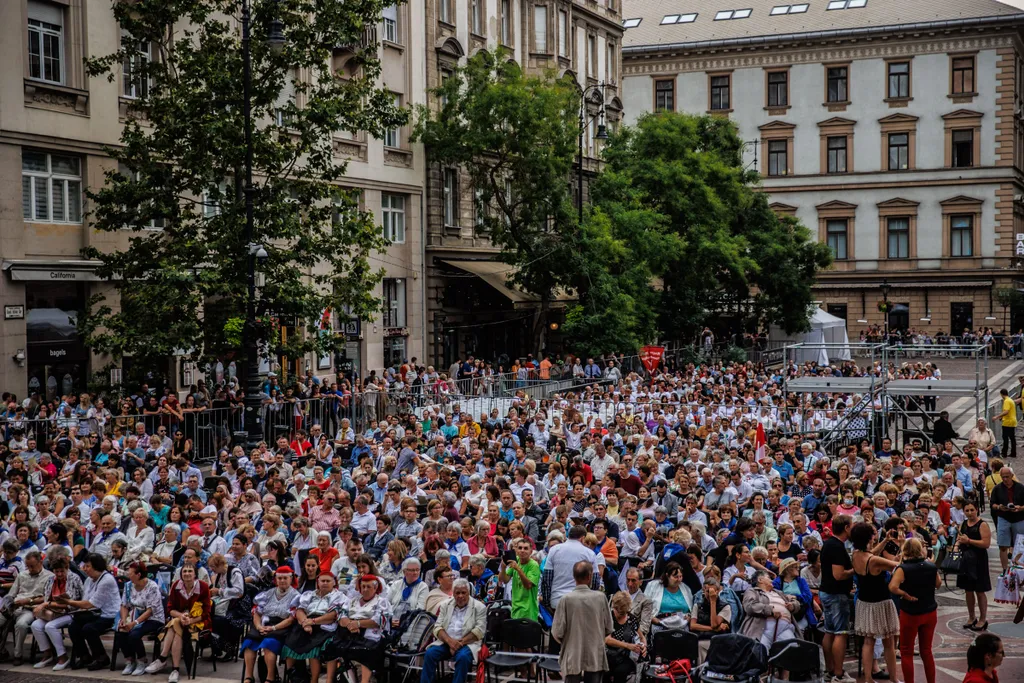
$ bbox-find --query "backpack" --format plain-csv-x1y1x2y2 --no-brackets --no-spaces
704,634,768,678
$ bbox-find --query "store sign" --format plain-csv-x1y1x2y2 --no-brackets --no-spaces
343,319,361,338
9,269,102,281
384,327,408,338
4,305,24,320
1017,233,1024,256
27,340,88,364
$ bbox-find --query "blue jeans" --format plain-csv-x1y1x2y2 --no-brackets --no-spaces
118,619,163,660
421,644,474,683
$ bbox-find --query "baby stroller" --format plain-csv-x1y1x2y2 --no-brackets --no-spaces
699,634,768,683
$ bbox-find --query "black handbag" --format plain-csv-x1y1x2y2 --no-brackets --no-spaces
939,549,961,574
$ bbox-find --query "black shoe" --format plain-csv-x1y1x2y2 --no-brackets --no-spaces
71,656,91,670
968,621,989,632
87,657,111,671
875,670,891,680
963,619,977,630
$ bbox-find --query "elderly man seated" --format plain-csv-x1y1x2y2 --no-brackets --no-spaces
419,579,486,683
0,549,53,665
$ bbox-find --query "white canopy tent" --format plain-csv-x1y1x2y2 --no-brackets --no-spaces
770,308,852,366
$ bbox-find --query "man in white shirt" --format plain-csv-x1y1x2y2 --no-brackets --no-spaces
541,526,599,610
350,495,377,538
89,514,127,561
198,517,227,557
589,444,616,482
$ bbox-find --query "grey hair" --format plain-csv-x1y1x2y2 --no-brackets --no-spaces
453,578,471,592
23,549,42,564
401,557,421,570
751,569,771,587
469,474,482,484
446,521,463,533
434,549,451,560
164,523,181,536
469,554,487,568
475,520,490,534
47,545,71,562
35,495,49,505
111,538,128,550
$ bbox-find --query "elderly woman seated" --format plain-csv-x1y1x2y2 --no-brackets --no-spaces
282,572,345,683
240,567,298,683
424,549,455,588
740,569,802,650
151,523,183,568
688,577,733,661
643,561,693,630
387,557,428,623
772,557,819,631
334,574,393,683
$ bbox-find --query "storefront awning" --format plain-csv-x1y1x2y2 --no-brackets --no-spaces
440,259,574,308
3,259,104,282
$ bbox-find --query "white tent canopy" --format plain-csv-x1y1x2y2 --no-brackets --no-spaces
770,308,852,366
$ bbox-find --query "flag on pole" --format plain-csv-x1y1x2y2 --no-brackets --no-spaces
755,422,767,461
318,307,332,331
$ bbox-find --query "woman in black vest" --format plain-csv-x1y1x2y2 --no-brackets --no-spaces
889,538,941,683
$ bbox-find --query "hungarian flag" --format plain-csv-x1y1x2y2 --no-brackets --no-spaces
755,422,767,461
318,307,332,331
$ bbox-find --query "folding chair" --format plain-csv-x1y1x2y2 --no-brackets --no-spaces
483,618,543,683
768,639,825,683
386,610,437,683
641,629,700,683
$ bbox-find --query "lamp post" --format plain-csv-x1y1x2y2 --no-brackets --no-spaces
880,278,891,342
577,82,608,223
241,0,285,448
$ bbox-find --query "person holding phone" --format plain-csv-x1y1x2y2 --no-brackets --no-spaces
499,538,540,620
988,466,1024,574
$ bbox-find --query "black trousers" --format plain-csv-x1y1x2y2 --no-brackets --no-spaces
68,613,114,661
1003,426,1017,458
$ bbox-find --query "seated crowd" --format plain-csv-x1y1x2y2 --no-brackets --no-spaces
0,356,1012,683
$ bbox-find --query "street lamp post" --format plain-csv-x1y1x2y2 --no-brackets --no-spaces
577,82,608,223
880,278,891,342
240,0,284,448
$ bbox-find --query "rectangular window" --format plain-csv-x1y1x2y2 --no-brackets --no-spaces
501,0,512,44
710,75,730,110
471,0,483,35
384,94,401,148
887,61,910,99
888,132,909,171
887,217,910,259
27,1,64,85
827,66,848,102
655,79,674,112
439,0,452,24
951,56,975,94
588,35,597,78
827,136,848,173
607,42,616,83
558,11,568,56
443,168,458,227
383,5,399,43
826,219,848,259
382,194,406,243
121,34,151,99
767,71,788,107
951,129,974,168
534,5,548,53
767,140,788,176
826,304,848,321
21,150,82,223
118,163,165,230
475,187,487,228
203,179,230,218
950,215,973,257
383,278,407,328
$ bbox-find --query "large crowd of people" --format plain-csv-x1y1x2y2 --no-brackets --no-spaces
0,353,1017,683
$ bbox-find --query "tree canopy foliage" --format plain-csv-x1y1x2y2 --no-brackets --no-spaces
82,0,405,379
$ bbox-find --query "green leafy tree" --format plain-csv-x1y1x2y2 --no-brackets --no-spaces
599,112,832,341
82,0,405,382
412,49,580,353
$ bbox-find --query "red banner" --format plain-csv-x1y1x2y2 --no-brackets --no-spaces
639,345,665,374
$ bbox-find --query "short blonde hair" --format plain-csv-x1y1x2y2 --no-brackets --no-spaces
610,591,632,614
902,538,925,560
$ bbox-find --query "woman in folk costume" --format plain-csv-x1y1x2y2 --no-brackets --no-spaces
282,571,346,683
145,563,212,683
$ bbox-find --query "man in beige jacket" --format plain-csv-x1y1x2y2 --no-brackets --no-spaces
552,561,613,683
421,579,486,683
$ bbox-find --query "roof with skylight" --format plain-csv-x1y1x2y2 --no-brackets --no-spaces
621,0,1024,51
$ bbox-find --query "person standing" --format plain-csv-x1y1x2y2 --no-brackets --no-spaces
499,538,540,621
889,539,941,683
957,501,992,631
819,515,856,683
552,561,613,683
995,388,1016,459
850,523,901,683
988,466,1024,573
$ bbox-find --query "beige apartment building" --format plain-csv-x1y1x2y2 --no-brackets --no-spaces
621,0,1024,338
423,0,624,368
0,0,425,397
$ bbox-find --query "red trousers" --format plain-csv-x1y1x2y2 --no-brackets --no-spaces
899,609,937,683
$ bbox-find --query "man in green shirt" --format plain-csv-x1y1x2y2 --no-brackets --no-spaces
500,538,541,620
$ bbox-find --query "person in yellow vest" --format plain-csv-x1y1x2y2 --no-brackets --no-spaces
996,388,1017,459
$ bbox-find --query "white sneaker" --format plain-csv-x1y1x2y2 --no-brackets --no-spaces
168,669,180,683
33,657,54,669
52,660,71,671
123,662,137,675
834,673,856,683
146,659,167,674
133,662,150,676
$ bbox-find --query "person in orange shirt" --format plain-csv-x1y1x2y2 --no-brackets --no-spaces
592,519,619,565
539,356,552,381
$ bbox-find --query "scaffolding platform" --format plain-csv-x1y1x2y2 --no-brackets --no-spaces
884,379,980,396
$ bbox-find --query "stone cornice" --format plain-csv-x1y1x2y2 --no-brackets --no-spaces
623,34,1016,76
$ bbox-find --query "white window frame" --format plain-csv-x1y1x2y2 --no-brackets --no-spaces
384,93,402,148
383,278,407,328
951,215,973,257
27,13,64,84
439,0,452,24
533,5,548,54
121,32,152,99
382,193,406,243
118,163,165,230
558,10,568,57
472,0,483,35
443,168,458,227
22,150,81,224
622,18,641,28
203,179,231,218
382,5,399,43
501,0,512,45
